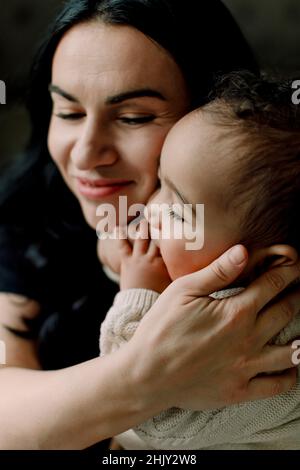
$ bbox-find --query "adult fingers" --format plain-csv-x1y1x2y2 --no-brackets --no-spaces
250,344,297,374
255,287,300,346
177,245,248,296
238,262,300,321
244,368,297,402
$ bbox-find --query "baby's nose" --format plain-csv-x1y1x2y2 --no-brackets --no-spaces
145,200,161,230
144,203,161,245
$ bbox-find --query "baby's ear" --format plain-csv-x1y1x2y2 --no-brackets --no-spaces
238,245,298,285
262,244,298,268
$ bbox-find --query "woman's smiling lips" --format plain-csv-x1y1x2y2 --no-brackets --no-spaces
76,177,134,199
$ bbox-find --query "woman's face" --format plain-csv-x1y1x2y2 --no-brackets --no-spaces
48,20,189,229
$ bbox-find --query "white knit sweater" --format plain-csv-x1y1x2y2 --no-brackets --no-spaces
99,287,300,450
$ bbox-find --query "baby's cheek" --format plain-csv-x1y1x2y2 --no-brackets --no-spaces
160,239,196,280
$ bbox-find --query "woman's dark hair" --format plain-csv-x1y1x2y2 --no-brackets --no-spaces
1,0,258,218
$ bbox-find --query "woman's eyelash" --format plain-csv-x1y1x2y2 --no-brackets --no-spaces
119,116,155,125
54,113,155,124
167,207,184,222
55,112,85,120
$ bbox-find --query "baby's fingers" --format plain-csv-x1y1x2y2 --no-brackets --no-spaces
132,219,151,256
113,227,132,257
147,240,160,258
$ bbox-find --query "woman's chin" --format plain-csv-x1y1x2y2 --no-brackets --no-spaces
79,201,99,231
80,200,125,233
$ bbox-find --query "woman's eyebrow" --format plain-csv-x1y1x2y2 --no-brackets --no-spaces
105,88,166,105
49,84,80,103
48,85,166,105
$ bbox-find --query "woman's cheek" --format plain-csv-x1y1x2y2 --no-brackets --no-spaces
47,119,63,165
47,119,72,169
131,127,170,179
122,132,161,201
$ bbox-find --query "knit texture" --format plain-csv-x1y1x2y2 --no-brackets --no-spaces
99,288,300,450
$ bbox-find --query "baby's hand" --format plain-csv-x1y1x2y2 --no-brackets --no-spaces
119,220,172,293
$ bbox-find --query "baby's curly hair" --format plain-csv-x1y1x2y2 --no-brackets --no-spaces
201,70,300,253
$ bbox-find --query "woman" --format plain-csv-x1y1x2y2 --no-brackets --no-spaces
0,0,299,450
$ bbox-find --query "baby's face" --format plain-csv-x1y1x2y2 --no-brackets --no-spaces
146,111,242,280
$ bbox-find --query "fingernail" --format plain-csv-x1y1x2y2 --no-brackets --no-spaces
229,245,246,265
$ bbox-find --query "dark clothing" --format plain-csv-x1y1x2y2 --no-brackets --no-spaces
0,158,119,369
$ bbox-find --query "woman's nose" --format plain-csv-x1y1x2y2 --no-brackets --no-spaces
70,119,119,170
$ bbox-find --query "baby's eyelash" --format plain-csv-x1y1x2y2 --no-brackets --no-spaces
167,207,184,222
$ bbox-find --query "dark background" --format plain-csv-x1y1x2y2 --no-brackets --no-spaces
0,0,299,171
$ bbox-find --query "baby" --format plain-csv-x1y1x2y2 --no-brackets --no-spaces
99,71,300,450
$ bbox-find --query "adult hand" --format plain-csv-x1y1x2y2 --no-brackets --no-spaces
127,245,299,411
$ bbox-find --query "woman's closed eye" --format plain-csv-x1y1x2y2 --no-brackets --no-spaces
54,111,86,120
118,114,156,126
53,112,156,125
